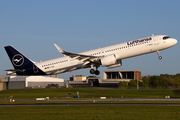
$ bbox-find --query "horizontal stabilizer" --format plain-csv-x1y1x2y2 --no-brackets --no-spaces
5,69,26,72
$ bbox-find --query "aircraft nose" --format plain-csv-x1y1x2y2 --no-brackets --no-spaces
172,38,178,45
166,38,178,47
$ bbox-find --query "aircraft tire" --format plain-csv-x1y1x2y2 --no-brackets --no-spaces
90,69,95,74
158,56,162,60
95,70,100,75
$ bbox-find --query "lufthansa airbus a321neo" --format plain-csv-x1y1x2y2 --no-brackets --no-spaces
4,35,177,76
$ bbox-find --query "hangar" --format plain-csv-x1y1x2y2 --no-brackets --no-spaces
0,74,64,90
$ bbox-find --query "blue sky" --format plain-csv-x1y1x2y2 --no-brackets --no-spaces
0,0,180,80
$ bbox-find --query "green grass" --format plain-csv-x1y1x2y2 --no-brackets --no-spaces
0,88,179,99
0,106,180,120
1,88,180,120
0,88,180,104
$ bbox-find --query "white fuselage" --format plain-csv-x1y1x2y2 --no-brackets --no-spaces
35,35,177,75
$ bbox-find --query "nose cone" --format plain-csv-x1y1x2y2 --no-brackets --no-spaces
172,38,178,45
168,38,177,45
165,38,178,48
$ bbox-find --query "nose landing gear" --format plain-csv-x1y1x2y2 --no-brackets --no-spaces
157,51,162,60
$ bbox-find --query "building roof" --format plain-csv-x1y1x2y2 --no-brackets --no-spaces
0,74,64,82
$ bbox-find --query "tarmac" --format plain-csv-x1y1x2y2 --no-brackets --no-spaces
1,103,180,106
1,98,180,106
48,98,180,101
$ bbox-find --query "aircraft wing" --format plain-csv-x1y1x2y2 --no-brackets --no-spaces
54,44,101,64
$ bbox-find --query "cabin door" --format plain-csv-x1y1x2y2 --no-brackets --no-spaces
154,37,159,45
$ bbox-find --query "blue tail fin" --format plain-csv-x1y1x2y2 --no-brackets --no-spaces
4,46,46,75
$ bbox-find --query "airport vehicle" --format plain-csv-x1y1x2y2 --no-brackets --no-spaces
4,35,177,75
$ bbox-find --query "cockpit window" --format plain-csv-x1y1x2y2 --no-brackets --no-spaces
163,36,170,40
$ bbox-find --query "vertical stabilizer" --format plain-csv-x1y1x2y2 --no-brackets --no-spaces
4,46,46,75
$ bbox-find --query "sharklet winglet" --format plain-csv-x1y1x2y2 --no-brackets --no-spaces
54,44,65,54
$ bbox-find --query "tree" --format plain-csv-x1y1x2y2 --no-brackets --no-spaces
173,76,180,88
149,76,165,88
162,76,174,88
118,81,128,88
128,80,137,88
142,75,151,88
175,74,180,79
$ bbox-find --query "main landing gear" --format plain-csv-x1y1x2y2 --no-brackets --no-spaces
90,65,100,75
157,51,162,60
90,69,100,75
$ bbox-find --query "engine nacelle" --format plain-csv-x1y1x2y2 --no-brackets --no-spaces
108,59,122,68
101,54,117,66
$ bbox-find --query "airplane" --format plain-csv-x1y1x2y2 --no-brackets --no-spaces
4,35,177,76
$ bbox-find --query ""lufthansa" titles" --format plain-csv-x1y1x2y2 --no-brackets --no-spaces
127,37,152,45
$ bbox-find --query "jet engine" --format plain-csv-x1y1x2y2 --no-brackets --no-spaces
100,54,122,68
108,59,122,68
101,54,116,66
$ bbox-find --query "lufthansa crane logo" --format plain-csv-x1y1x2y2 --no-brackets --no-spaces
12,54,24,66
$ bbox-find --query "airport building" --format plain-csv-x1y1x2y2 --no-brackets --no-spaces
67,70,141,88
0,74,64,90
103,70,141,81
0,70,141,89
70,75,87,81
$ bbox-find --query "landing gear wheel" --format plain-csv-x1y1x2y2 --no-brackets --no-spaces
158,56,162,60
95,70,100,75
157,51,162,60
90,69,95,74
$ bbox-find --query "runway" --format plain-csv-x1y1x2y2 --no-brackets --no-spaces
49,98,180,101
1,103,180,107
1,98,180,106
